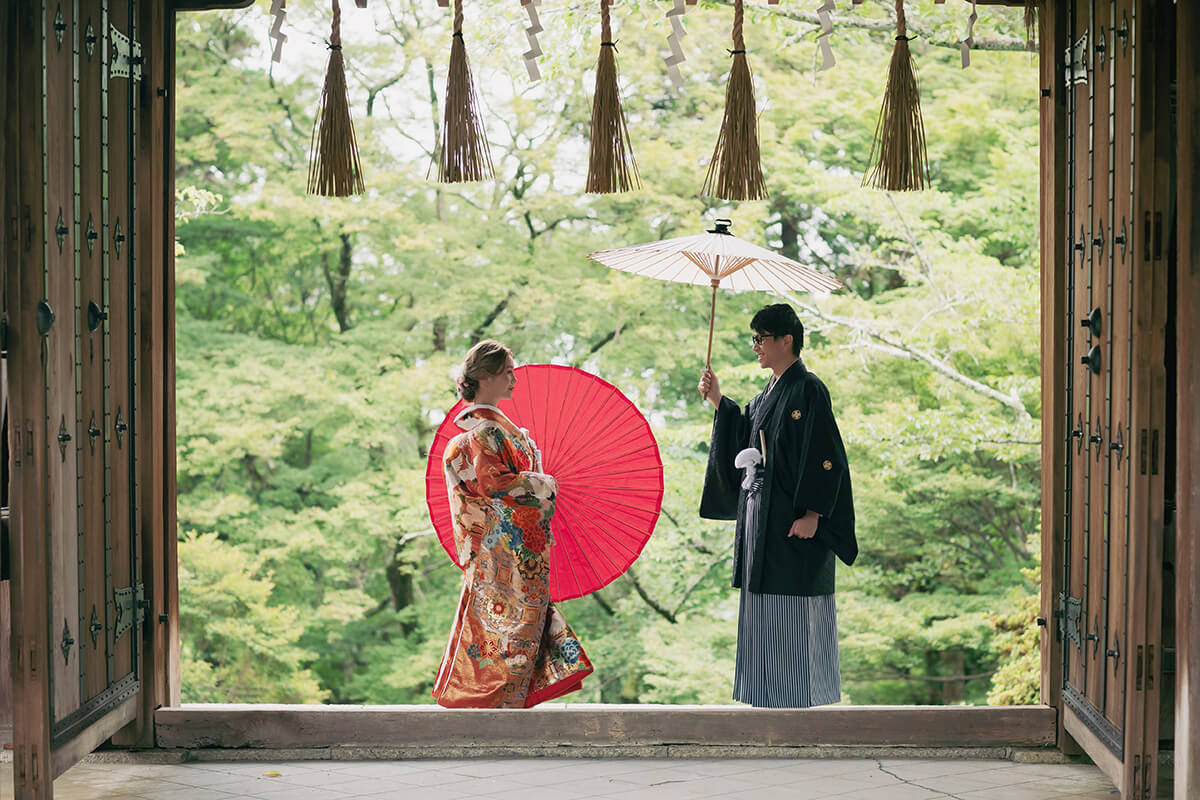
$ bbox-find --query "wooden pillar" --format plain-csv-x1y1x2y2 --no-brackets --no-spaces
0,0,10,747
163,7,182,711
1175,2,1200,797
113,0,176,747
6,0,54,793
1038,0,1073,752
1,581,10,739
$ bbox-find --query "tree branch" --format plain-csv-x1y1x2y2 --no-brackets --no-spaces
764,5,1035,53
783,293,1032,420
471,290,516,344
624,567,676,624
671,554,730,618
885,194,933,278
591,592,616,616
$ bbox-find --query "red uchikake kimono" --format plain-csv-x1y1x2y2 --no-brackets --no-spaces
433,404,593,708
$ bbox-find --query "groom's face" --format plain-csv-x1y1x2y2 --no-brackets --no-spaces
752,330,793,370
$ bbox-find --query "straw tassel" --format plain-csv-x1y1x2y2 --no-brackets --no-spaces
702,0,767,202
586,0,640,193
863,0,928,192
438,0,494,182
1024,0,1038,48
307,0,366,196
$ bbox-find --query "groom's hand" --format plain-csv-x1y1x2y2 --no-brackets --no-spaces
698,368,722,409
788,511,819,539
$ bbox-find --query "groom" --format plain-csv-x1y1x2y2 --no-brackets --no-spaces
698,302,857,708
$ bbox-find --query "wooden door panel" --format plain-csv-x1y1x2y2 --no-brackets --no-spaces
1085,0,1111,713
77,0,109,704
8,1,145,794
1102,0,1134,729
106,0,137,690
1064,0,1091,711
1057,0,1169,796
45,0,83,729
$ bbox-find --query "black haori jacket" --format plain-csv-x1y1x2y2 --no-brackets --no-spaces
700,359,857,596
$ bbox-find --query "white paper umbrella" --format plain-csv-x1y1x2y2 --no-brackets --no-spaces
588,219,843,365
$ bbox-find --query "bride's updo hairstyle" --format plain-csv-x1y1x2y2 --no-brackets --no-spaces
457,339,513,401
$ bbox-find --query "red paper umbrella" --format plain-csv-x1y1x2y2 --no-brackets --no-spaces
425,364,664,601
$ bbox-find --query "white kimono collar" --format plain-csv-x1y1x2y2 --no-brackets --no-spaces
454,403,516,431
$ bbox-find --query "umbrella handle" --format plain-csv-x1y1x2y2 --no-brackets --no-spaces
706,280,719,369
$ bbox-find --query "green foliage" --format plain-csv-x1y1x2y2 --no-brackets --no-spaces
179,532,327,702
987,564,1043,706
174,0,1042,707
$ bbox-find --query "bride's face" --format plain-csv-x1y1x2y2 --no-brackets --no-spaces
477,356,517,402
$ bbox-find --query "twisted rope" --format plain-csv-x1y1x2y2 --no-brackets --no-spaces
732,0,745,52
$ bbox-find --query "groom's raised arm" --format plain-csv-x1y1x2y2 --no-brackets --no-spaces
699,394,749,520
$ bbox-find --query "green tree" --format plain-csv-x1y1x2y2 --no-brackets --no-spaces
173,0,1042,706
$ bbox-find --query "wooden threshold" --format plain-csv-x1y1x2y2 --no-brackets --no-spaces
155,704,1056,751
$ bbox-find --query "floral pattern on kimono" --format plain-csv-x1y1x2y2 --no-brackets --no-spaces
432,405,593,708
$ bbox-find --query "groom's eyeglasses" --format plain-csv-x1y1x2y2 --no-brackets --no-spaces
750,333,777,347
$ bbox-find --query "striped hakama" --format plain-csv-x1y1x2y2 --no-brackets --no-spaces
732,474,842,708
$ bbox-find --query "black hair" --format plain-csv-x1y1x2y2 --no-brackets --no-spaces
750,303,804,355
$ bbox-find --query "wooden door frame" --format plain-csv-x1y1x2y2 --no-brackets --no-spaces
1038,0,1071,756
112,0,183,746
0,0,1193,794
1174,2,1199,795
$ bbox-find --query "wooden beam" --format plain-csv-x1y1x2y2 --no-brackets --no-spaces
1175,3,1200,798
155,705,1058,750
49,695,138,779
170,1,255,10
1062,705,1123,789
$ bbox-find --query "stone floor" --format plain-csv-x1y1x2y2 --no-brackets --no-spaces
0,755,1119,800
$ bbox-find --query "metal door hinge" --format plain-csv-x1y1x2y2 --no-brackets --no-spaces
113,583,145,639
109,24,142,82
1064,31,1089,87
1065,595,1082,648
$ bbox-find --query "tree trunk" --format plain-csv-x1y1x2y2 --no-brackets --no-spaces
941,648,966,704
321,233,354,334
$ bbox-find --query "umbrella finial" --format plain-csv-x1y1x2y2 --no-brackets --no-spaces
708,219,733,235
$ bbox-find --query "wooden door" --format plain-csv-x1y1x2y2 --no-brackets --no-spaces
5,1,145,796
1055,0,1173,796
